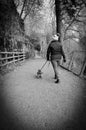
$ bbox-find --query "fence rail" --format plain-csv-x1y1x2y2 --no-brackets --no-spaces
0,51,26,67
61,50,86,79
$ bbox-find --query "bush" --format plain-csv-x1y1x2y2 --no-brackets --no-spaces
34,44,41,51
25,51,30,59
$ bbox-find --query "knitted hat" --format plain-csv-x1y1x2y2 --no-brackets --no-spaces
52,34,59,40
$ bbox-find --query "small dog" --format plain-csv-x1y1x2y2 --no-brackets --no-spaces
36,69,43,78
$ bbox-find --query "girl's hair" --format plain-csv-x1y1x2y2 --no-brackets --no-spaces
57,33,60,37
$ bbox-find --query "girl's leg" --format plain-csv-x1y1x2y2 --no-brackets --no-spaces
51,60,59,79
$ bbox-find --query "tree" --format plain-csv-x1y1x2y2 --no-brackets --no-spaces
54,0,86,47
55,0,61,35
14,0,43,20
54,0,86,32
0,0,24,51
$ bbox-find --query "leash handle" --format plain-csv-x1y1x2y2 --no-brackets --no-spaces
40,60,47,70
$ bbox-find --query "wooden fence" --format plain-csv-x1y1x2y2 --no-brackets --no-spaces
0,51,26,67
61,50,86,79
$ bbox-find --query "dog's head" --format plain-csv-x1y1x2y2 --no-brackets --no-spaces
37,70,43,74
36,70,43,78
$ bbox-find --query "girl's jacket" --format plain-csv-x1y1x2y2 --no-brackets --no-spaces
47,40,65,61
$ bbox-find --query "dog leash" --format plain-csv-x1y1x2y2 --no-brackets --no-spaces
40,60,47,71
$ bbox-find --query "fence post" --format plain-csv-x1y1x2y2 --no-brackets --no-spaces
13,52,15,64
18,52,19,62
23,52,25,61
80,60,86,78
68,52,74,71
5,52,8,66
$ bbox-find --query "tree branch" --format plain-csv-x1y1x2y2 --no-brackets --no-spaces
20,0,26,18
63,36,79,43
23,0,40,21
23,1,35,20
64,7,83,33
81,0,86,7
67,28,80,33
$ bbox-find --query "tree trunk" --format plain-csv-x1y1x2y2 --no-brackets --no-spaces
55,0,61,41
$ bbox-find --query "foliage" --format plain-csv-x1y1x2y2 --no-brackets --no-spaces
0,0,25,51
1,0,86,52
14,0,43,20
58,0,86,50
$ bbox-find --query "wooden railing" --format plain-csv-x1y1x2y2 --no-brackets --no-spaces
61,50,86,79
0,51,26,67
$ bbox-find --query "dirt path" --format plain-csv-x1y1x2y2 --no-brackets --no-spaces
0,58,86,130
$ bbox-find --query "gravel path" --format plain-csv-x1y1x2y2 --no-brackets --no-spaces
0,58,86,130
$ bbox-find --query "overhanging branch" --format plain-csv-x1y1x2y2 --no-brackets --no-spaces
64,6,83,34
20,0,26,18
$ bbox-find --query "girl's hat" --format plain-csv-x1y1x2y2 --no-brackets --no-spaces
52,34,59,40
